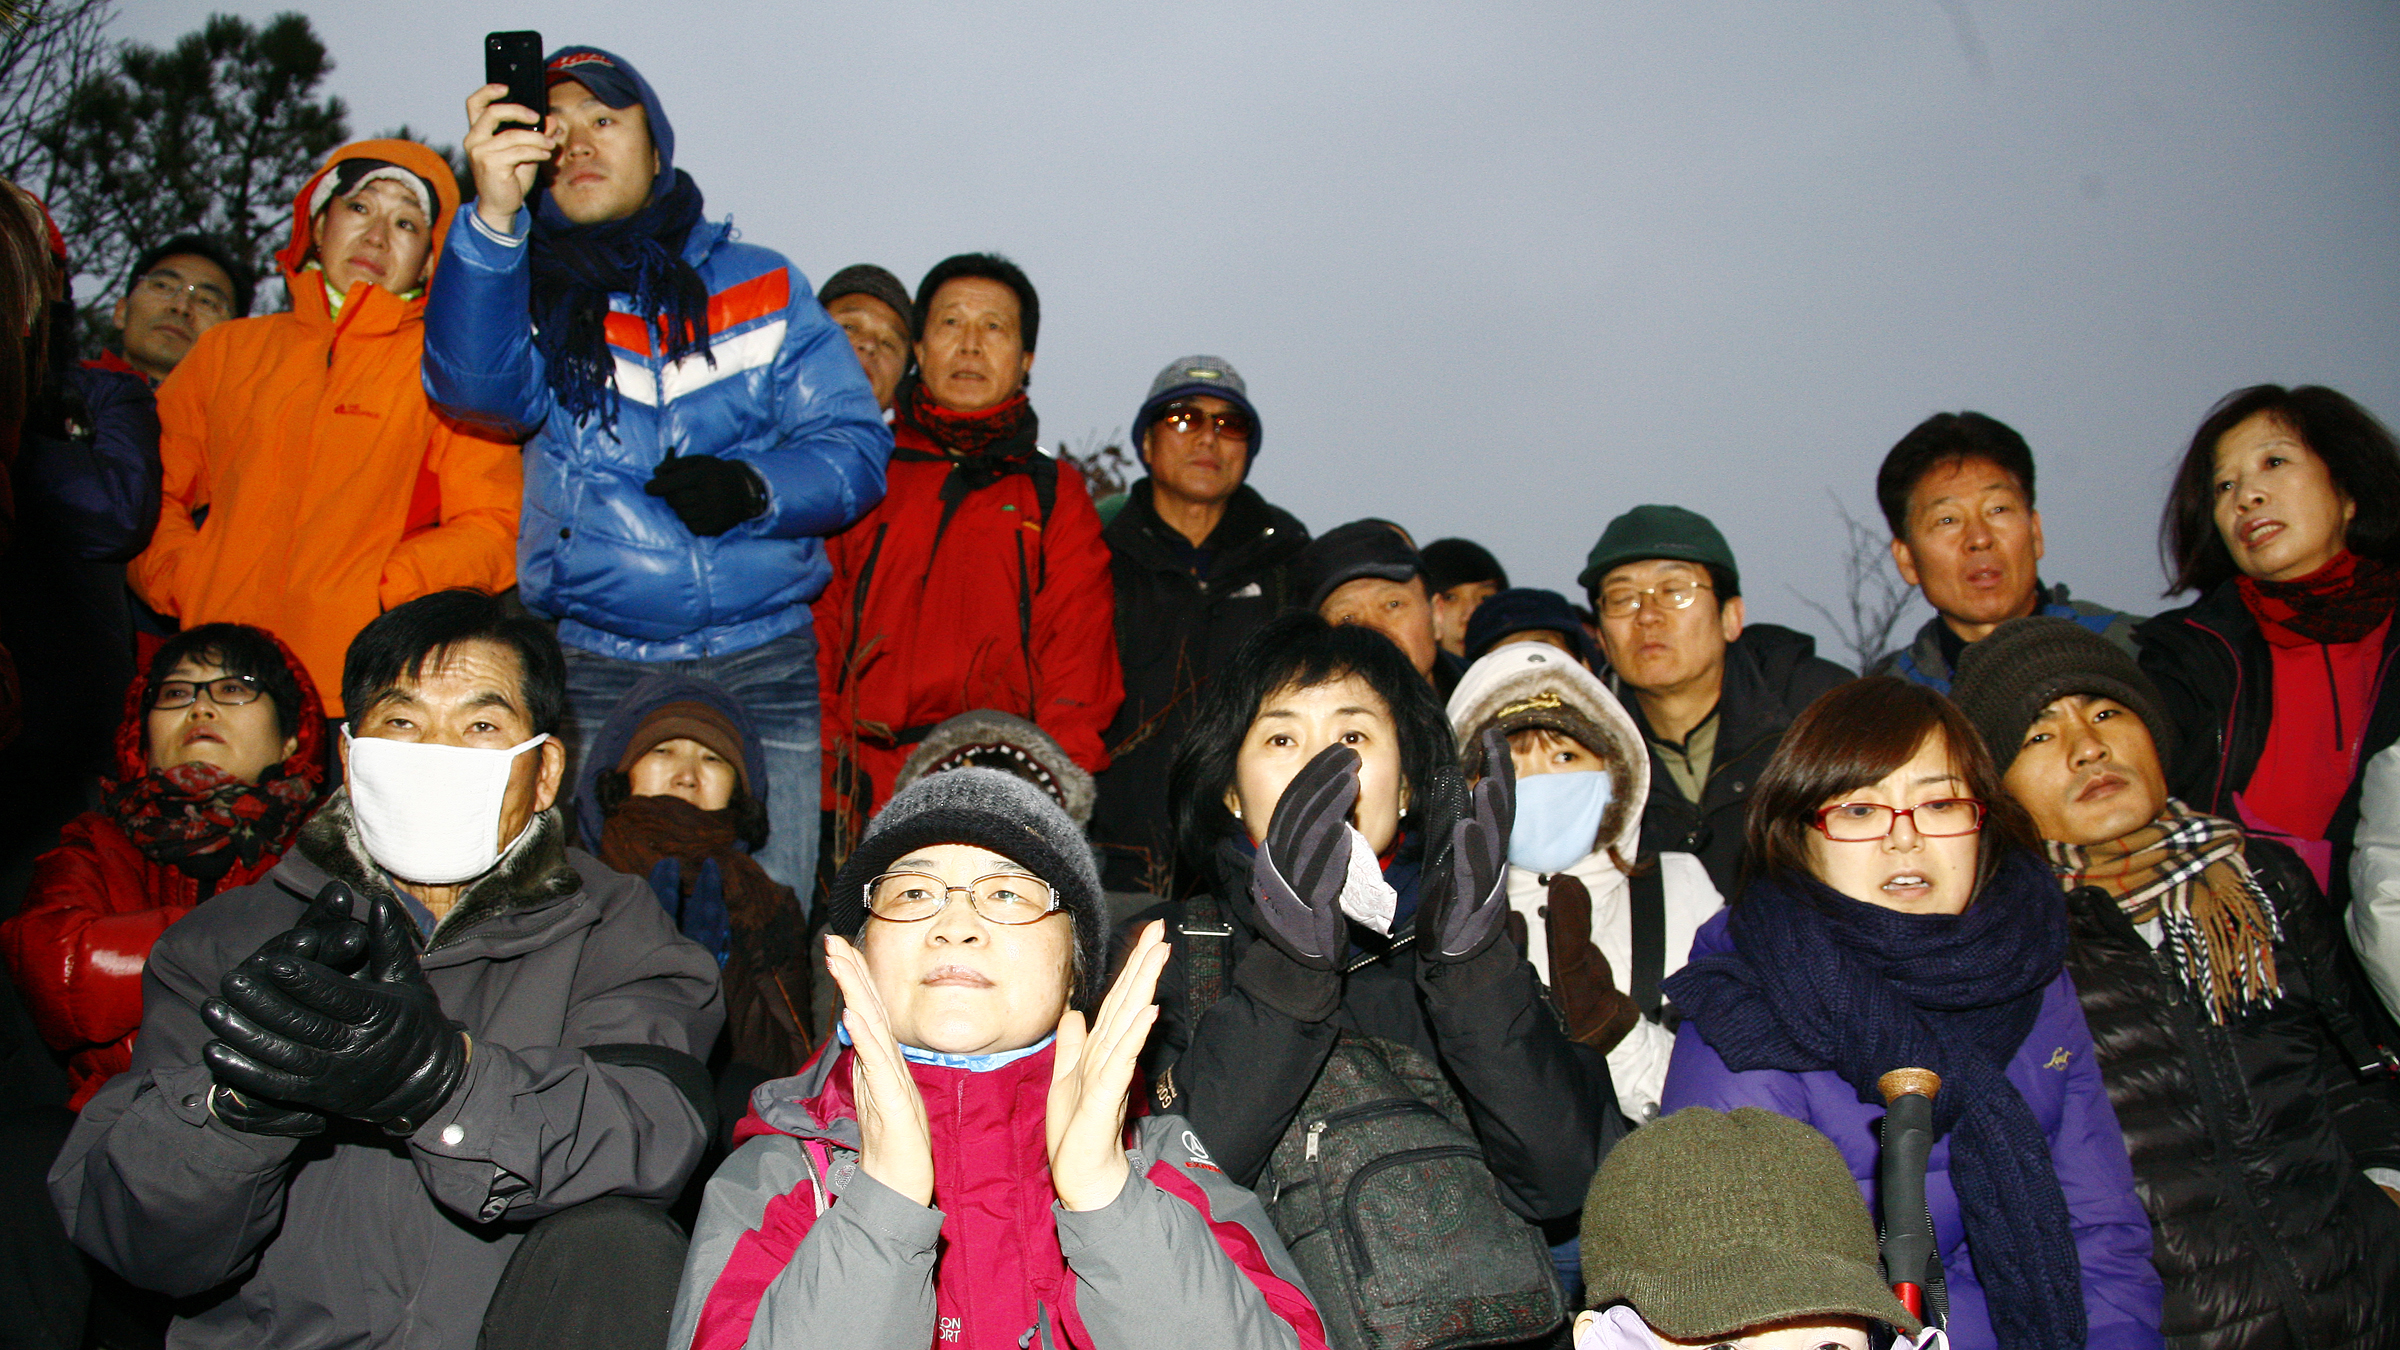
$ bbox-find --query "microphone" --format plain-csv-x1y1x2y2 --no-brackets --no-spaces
1876,1068,1943,1324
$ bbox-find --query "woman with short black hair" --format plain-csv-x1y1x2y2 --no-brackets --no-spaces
0,622,324,1109
1141,612,1611,1339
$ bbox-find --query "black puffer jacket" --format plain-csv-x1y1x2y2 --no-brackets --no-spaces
1607,622,1850,895
1091,480,1308,893
2064,840,2400,1350
2135,581,2400,910
1131,840,1617,1222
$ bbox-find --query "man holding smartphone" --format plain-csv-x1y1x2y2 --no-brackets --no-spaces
425,45,890,905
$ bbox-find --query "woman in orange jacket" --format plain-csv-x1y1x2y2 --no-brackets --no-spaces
130,139,521,716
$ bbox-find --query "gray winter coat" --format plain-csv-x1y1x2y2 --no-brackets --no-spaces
49,798,724,1350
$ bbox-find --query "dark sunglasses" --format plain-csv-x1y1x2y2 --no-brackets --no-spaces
1156,403,1253,441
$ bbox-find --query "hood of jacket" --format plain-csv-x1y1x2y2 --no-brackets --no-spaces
1448,641,1649,863
111,631,327,788
274,138,461,323
574,672,767,848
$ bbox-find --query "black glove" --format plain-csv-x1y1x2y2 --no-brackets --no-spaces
202,881,375,1136
202,887,468,1135
1419,728,1515,964
1250,744,1360,969
645,453,767,536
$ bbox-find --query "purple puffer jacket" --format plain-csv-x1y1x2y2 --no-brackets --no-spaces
1659,910,2163,1350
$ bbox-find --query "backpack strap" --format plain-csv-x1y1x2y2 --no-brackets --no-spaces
1179,892,1234,1027
1629,865,1666,1019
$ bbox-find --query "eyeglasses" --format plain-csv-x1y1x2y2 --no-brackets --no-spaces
1597,580,1712,618
136,272,232,320
151,675,264,710
864,870,1061,924
1809,798,1987,842
1156,403,1253,442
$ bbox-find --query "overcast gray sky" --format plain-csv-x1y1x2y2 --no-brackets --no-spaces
119,1,2400,655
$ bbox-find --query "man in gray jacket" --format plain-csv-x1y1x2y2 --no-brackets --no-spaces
51,589,724,1349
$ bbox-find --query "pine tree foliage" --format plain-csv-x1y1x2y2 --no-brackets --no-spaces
5,10,349,341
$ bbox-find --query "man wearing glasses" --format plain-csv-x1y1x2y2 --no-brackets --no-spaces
1092,356,1309,893
1581,504,1848,893
109,237,252,385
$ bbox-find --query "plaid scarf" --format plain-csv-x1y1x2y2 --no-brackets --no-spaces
2045,799,2283,1024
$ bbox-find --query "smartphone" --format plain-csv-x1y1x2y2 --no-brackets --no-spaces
484,30,546,133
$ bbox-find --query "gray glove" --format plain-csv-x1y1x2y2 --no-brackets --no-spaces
1249,743,1359,968
1419,728,1515,964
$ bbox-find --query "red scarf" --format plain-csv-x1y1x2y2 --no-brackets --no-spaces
900,380,1038,461
104,759,319,873
2236,550,2400,647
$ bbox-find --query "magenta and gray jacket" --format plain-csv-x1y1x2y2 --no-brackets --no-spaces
1660,910,2164,1350
668,1039,1329,1350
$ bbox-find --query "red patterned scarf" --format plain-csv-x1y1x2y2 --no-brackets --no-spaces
2236,550,2400,647
104,759,319,874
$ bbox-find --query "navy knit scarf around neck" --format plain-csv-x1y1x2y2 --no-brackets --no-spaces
528,168,710,429
1663,849,2083,1350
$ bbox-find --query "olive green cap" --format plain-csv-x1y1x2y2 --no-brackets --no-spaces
1579,1107,1920,1338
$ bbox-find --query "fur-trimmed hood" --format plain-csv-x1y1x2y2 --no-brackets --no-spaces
297,792,581,952
891,709,1096,827
1446,641,1650,865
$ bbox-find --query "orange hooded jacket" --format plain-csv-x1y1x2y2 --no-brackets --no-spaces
131,140,521,715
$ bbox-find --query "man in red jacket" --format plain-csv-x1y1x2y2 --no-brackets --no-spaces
813,253,1121,870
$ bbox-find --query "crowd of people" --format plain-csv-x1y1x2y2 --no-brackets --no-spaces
0,37,2394,1350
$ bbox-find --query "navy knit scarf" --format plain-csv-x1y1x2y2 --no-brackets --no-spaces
1663,850,2084,1350
528,168,710,428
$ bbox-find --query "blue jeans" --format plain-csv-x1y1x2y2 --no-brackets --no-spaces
561,627,821,911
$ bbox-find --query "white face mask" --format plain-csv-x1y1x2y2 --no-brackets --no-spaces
343,727,551,885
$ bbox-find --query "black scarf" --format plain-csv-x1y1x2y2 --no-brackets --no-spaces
528,169,711,429
1663,851,2084,1350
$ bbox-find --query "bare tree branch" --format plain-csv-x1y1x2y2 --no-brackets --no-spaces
1058,427,1137,502
1788,489,1922,674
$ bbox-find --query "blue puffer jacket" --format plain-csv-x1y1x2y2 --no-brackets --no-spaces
422,207,891,661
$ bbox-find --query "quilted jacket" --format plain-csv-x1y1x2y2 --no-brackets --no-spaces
423,201,890,661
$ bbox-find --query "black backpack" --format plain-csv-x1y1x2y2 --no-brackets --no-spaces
1179,896,1566,1350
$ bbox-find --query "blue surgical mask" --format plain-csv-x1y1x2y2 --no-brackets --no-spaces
1509,770,1613,874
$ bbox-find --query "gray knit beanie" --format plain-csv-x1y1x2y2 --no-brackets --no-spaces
1948,615,2171,774
1580,1107,1920,1337
827,768,1107,1012
817,263,915,332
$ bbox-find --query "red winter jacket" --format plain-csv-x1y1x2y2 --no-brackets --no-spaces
669,1042,1326,1350
0,642,325,1108
813,424,1122,821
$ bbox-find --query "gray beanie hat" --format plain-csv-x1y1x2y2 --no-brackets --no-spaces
1132,355,1262,457
1581,1107,1920,1337
827,768,1108,1012
817,263,915,332
1948,615,2172,774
